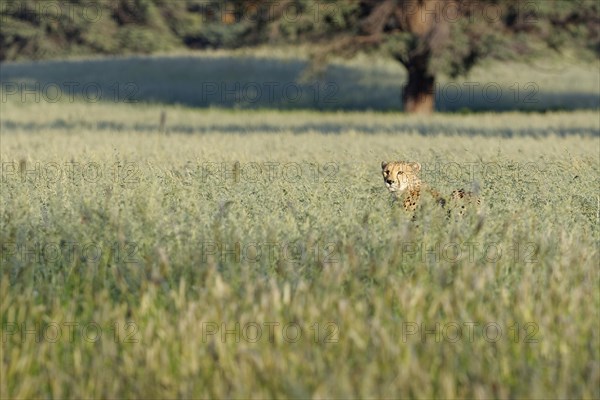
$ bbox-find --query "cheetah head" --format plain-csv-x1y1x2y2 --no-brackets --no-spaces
381,161,421,194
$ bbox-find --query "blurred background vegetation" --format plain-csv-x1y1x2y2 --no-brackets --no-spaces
1,0,598,112
0,0,247,60
2,1,598,61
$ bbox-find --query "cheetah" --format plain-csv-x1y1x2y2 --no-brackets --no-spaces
381,161,481,215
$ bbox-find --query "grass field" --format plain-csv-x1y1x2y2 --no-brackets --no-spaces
1,54,599,398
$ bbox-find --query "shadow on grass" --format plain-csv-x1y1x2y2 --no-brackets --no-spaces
1,55,599,112
2,119,598,137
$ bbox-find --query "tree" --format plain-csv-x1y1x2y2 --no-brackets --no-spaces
235,0,599,113
1,1,597,113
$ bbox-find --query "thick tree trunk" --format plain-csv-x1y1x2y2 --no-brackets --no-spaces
397,0,442,113
402,57,435,114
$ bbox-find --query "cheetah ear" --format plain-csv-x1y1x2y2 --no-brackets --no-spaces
381,161,388,170
411,162,421,172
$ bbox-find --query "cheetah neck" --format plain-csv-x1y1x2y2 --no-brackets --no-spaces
401,177,422,193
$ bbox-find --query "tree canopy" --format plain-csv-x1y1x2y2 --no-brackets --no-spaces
237,0,599,111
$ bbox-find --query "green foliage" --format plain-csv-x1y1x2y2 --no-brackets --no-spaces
0,0,268,60
115,25,178,53
270,0,360,42
1,0,597,102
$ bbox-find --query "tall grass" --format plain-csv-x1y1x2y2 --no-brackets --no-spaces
1,96,599,398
